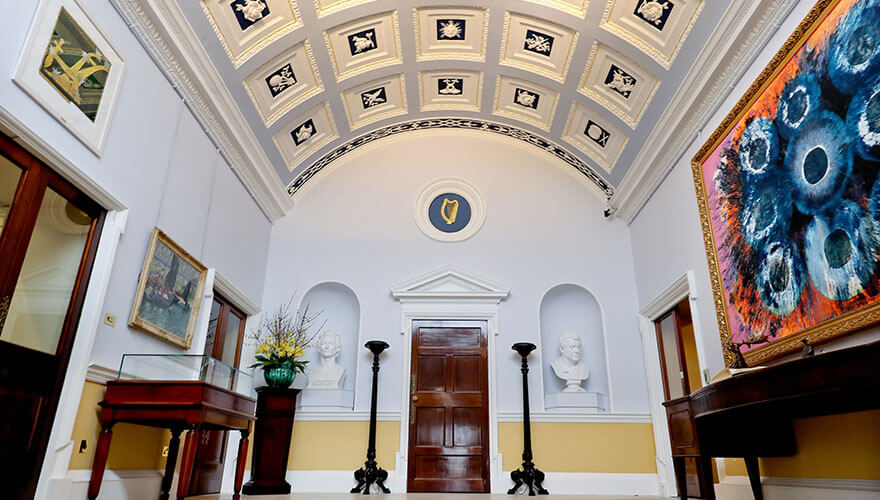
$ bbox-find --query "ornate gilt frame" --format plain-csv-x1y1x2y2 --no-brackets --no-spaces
129,227,207,349
690,0,871,367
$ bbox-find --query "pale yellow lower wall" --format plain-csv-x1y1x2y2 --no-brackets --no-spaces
69,388,657,475
286,421,400,470
69,381,170,470
724,409,880,480
498,422,657,473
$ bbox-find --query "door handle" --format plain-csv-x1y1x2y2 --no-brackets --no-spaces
412,395,418,402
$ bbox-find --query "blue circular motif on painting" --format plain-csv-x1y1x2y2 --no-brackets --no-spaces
785,111,853,215
776,73,822,140
738,117,780,185
846,77,880,161
866,176,880,252
428,193,471,233
756,238,806,318
804,200,876,301
828,4,880,95
739,176,792,249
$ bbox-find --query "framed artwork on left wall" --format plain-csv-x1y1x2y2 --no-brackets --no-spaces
13,0,125,155
129,228,207,349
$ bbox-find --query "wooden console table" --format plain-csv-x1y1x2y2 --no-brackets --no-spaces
663,339,880,500
87,380,256,500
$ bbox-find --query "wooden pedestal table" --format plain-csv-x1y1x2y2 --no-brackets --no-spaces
242,387,300,495
87,380,256,500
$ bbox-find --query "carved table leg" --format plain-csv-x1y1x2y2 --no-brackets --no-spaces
672,457,687,500
232,428,250,500
745,456,763,500
87,423,114,500
159,427,183,500
176,428,199,500
699,455,716,500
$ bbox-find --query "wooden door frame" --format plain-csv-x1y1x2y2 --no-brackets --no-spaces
638,271,711,497
393,301,506,493
406,319,491,492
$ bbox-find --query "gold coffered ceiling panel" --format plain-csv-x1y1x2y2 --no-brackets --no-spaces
579,41,659,128
274,102,338,170
342,73,407,129
601,0,704,68
494,75,559,131
201,0,301,67
324,11,401,81
414,7,489,62
500,12,579,83
419,70,482,113
244,41,322,126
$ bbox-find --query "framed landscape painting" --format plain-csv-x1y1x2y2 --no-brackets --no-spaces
13,0,125,155
693,0,880,366
129,228,207,349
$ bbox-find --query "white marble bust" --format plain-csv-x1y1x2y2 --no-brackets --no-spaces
550,332,590,392
307,331,346,390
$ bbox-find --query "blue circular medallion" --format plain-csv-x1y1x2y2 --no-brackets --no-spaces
428,193,471,233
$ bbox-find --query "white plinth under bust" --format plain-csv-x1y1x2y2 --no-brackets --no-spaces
544,391,604,412
297,389,354,411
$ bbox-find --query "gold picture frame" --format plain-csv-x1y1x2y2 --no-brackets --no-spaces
129,228,207,349
692,0,880,366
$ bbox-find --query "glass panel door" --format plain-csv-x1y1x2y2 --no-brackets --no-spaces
1,188,94,353
0,134,104,500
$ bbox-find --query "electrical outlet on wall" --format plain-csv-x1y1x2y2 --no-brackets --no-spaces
104,313,116,327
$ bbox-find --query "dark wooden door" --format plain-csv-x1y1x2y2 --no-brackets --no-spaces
189,294,246,495
407,320,490,493
0,133,104,500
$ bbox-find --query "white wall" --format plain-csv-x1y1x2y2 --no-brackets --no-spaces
0,0,271,370
263,130,650,415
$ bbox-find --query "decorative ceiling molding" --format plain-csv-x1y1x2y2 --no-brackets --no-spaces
110,0,294,220
608,0,799,223
286,118,615,198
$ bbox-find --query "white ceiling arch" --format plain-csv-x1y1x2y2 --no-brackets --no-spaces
111,0,798,220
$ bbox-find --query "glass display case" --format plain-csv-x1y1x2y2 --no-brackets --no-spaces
116,354,253,395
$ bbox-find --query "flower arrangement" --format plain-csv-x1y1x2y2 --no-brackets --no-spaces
249,298,325,387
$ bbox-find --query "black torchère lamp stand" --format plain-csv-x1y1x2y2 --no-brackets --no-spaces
508,342,549,496
351,340,391,494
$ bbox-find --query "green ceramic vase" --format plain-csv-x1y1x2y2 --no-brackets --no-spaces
263,362,295,388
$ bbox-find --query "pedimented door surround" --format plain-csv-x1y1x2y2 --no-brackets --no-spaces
391,265,509,493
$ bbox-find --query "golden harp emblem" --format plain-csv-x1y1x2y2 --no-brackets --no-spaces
440,198,459,225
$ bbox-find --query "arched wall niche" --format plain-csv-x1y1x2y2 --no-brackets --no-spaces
296,282,360,409
539,283,609,412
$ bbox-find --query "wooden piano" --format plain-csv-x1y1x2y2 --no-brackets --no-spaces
663,339,880,500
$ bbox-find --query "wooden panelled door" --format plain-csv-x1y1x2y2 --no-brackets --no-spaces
655,298,709,498
0,133,105,500
189,293,247,496
407,320,490,493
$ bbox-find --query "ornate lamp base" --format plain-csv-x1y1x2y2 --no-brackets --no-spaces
350,460,390,494
508,461,548,496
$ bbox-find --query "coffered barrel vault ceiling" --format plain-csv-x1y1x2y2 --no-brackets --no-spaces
114,0,798,219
